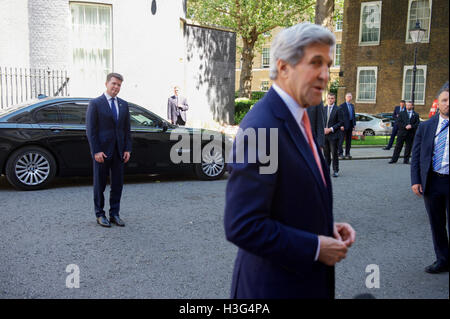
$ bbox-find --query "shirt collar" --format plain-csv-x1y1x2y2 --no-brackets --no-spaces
104,92,117,101
272,83,306,126
439,115,449,125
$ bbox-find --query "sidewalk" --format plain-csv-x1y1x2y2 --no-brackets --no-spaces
345,145,404,160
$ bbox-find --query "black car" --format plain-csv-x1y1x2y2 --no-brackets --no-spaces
0,97,230,190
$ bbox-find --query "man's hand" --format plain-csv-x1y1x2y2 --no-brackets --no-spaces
123,151,131,163
318,235,348,266
406,124,412,130
324,128,332,135
334,222,356,247
340,126,344,131
411,184,423,197
94,152,107,163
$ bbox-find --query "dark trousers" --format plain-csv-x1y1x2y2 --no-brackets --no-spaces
176,115,186,126
93,148,124,218
338,128,353,156
424,172,449,265
385,124,399,149
391,133,414,162
324,136,339,173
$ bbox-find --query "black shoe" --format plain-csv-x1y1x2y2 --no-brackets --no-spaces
388,160,396,164
110,215,125,227
338,156,345,160
425,261,449,274
382,147,390,150
97,216,111,227
403,160,410,164
345,155,352,160
332,172,339,178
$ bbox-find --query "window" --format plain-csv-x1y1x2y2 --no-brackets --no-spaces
260,81,269,92
356,67,378,103
59,103,88,124
359,1,382,45
335,17,343,31
70,3,112,96
402,65,427,105
34,106,60,123
129,106,157,128
406,0,432,43
261,48,270,68
334,44,341,67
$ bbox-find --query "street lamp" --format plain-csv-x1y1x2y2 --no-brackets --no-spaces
409,20,426,104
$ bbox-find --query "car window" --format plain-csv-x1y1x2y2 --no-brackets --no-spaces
355,114,362,121
59,103,88,124
129,106,157,128
34,105,60,123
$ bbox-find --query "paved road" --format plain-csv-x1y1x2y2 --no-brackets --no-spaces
0,159,448,299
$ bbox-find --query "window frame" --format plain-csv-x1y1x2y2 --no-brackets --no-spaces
405,0,432,44
334,44,341,67
335,16,343,32
260,80,270,92
359,1,382,46
356,66,378,104
402,65,427,105
261,48,270,69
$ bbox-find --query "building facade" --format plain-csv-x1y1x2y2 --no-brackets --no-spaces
0,0,236,126
338,0,449,115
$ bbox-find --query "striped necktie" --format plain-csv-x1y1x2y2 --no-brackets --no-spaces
432,119,449,172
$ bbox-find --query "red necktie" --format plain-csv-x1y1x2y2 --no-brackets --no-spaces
302,111,327,186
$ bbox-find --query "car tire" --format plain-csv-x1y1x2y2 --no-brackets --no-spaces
5,146,57,190
363,129,375,136
194,144,226,180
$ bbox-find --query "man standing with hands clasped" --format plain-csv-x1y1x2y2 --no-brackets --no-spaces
167,86,189,126
411,82,449,274
338,93,356,160
86,73,132,228
224,22,355,299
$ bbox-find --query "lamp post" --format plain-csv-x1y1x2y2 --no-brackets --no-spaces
409,21,426,105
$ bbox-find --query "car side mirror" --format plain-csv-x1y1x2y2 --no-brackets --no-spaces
161,122,168,132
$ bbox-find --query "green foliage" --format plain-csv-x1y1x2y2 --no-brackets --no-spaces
328,78,339,98
234,99,258,124
251,91,266,100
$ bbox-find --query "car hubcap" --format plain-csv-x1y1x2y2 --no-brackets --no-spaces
15,152,50,185
202,148,225,177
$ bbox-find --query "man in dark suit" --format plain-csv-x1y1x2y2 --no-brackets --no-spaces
224,22,355,299
338,92,356,159
383,100,406,150
323,92,344,177
307,100,325,149
389,101,420,164
411,83,449,274
86,73,132,227
167,86,189,126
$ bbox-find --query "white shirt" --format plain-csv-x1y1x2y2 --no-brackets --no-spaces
433,115,449,175
104,92,119,119
272,83,321,262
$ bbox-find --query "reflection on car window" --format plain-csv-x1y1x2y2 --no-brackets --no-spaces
129,106,156,128
34,106,60,123
59,103,88,124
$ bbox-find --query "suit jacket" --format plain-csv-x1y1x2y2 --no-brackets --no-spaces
306,101,325,148
339,102,356,130
323,104,343,140
86,94,132,159
224,88,335,299
397,110,420,137
411,114,442,193
167,95,189,123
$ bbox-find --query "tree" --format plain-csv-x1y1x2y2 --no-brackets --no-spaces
315,0,334,29
188,0,315,98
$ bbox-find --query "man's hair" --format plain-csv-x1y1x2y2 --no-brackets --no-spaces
106,73,124,82
407,101,414,105
346,92,352,96
327,92,336,98
436,81,449,99
269,22,335,80
400,100,406,103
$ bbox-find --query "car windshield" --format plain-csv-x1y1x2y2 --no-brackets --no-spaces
0,100,37,116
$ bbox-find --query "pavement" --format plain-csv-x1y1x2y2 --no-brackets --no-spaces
343,145,404,160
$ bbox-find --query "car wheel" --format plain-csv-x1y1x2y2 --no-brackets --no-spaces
363,129,375,136
194,144,226,180
5,146,57,190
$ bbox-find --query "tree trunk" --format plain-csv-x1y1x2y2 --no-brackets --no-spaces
238,39,256,99
315,0,334,30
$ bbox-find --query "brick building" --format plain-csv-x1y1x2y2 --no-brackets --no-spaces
338,0,449,116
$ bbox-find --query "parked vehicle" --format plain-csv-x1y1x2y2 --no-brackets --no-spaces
0,97,231,190
354,113,392,136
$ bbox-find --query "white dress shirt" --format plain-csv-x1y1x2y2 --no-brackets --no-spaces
272,83,321,262
433,115,449,175
104,92,119,119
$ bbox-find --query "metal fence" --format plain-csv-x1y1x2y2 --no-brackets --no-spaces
0,67,70,109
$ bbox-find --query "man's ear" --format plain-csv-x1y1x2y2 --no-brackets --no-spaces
277,59,289,79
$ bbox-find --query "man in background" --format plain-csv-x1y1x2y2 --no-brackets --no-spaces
167,86,189,126
383,100,406,150
338,93,356,159
323,92,343,177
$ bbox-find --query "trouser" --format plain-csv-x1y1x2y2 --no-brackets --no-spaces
93,148,124,218
323,136,339,173
424,172,449,264
391,133,414,162
386,124,399,149
338,128,353,156
176,115,186,126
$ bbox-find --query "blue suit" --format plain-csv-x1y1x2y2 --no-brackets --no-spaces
411,115,449,265
386,105,405,149
224,88,335,299
338,102,356,156
86,94,132,217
